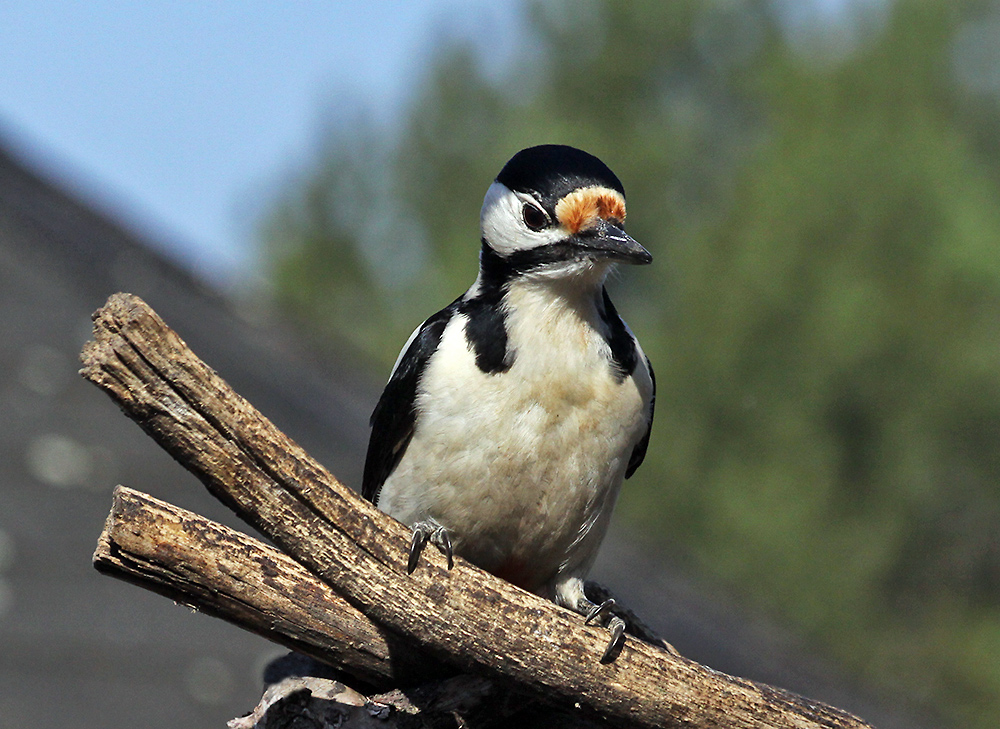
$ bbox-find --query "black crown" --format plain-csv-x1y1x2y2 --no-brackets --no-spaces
496,145,625,211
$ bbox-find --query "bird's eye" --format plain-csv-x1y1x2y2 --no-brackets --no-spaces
522,203,548,231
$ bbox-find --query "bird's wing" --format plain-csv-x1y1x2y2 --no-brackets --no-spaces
362,305,455,503
598,286,653,478
625,355,654,479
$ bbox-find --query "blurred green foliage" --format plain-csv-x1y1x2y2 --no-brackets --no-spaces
260,1,1000,724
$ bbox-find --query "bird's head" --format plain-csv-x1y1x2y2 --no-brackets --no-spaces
479,145,651,282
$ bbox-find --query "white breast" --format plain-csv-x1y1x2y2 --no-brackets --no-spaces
377,279,652,593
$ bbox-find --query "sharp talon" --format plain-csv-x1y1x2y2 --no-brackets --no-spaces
407,522,452,573
600,618,626,664
585,598,616,625
437,528,454,570
407,526,431,574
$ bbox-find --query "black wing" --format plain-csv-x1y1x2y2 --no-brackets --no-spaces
600,287,638,383
625,356,654,479
362,305,455,503
598,286,653,478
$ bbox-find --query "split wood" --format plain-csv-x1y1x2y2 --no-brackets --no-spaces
82,292,872,729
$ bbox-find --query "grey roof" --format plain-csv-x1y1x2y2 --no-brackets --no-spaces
0,138,935,728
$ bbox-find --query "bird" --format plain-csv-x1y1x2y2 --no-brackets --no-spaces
362,144,654,661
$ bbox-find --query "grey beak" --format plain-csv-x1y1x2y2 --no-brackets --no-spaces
573,219,652,265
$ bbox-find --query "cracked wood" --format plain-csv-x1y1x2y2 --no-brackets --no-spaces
81,292,874,729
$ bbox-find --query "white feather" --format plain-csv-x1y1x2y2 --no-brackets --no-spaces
479,181,565,255
377,274,653,598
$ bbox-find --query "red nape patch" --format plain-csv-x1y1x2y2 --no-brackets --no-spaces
554,186,627,234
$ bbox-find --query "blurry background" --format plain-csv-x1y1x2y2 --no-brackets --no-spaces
2,0,1000,727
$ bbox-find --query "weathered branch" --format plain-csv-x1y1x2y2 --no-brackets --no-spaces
81,292,873,729
94,485,447,688
98,486,606,728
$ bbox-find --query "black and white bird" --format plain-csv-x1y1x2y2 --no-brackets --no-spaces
362,144,654,660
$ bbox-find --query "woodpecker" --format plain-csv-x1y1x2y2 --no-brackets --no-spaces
362,144,654,661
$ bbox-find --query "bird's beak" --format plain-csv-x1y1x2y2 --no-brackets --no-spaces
573,218,652,265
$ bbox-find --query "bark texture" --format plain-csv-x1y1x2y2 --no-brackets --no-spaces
82,293,873,729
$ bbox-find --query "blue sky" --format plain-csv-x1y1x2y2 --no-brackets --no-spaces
0,1,523,284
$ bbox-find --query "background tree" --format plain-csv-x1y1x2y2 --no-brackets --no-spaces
260,1,1000,725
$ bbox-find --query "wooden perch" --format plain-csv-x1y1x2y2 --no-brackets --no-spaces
94,485,447,688
97,486,602,728
81,292,873,729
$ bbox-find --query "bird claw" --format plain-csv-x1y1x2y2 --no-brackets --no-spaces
407,528,429,574
582,597,626,663
585,597,616,625
439,529,454,569
407,521,453,573
601,617,626,664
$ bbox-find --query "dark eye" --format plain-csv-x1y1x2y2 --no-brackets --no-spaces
522,203,548,231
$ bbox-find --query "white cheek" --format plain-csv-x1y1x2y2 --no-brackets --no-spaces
480,181,565,255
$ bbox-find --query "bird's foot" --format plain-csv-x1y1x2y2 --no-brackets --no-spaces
581,597,626,663
407,520,453,573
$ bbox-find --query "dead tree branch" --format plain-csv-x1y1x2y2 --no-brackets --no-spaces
94,485,447,688
98,486,608,728
81,292,873,729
